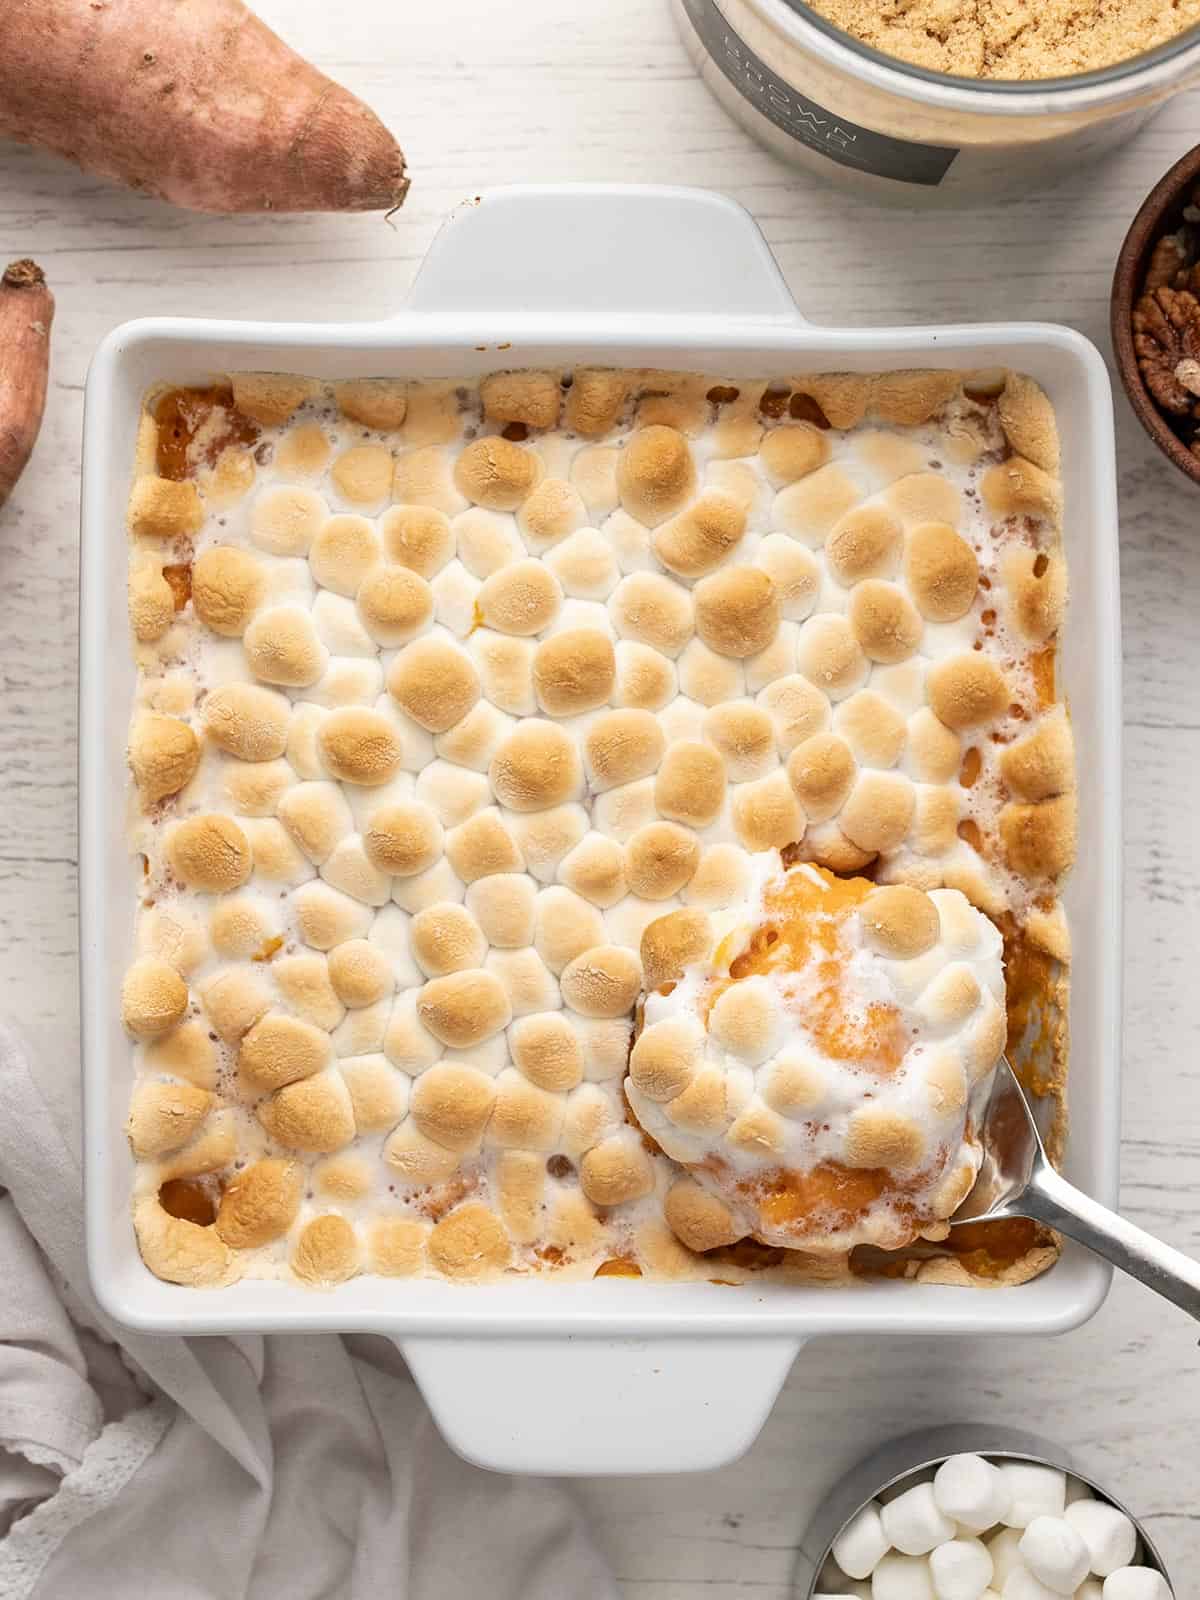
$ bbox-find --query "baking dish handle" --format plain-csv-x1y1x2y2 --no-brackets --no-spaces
400,1333,800,1475
405,183,803,324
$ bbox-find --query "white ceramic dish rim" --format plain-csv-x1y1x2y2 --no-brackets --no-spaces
79,185,1122,1474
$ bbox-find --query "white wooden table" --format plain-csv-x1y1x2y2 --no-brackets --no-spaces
2,1,1199,1592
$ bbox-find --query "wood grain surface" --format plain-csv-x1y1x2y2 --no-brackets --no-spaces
1,0,1197,1592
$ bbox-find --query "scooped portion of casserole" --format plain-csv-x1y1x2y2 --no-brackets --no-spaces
120,366,1072,1288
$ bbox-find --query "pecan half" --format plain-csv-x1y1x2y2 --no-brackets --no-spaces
1133,287,1200,416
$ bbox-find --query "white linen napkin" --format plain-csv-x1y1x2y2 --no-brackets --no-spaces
0,1021,618,1599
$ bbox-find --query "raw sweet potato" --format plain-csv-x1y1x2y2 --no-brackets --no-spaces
0,0,409,214
0,261,54,510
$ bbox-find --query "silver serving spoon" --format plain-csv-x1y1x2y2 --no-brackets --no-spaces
953,1057,1200,1320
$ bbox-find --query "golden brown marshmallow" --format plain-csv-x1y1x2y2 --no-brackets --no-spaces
1002,546,1067,645
198,967,270,1044
417,969,512,1047
786,732,857,823
368,1217,428,1277
610,572,694,658
905,522,979,622
981,456,1061,524
795,615,868,699
203,683,290,763
583,710,665,791
444,808,524,883
128,564,174,643
387,636,481,733
848,581,923,665
126,1080,211,1157
861,884,940,958
663,1180,741,1252
428,1204,510,1279
488,1070,564,1151
616,425,696,526
926,654,1009,731
652,491,746,579
580,1137,654,1206
999,792,1076,880
133,1196,233,1287
453,436,542,511
999,709,1074,802
243,607,326,689
309,513,382,595
409,903,488,977
826,505,903,585
703,702,776,782
363,801,443,876
838,770,916,854
532,629,616,717
509,1012,584,1093
834,690,906,768
477,559,563,636
760,421,829,486
128,713,201,804
354,566,434,648
560,945,642,1018
292,1215,361,1285
333,378,408,430
216,1159,304,1248
258,1071,356,1155
328,940,393,1008
565,368,630,436
410,1061,498,1153
481,369,562,430
518,478,586,548
626,821,701,899
192,546,265,637
731,772,806,852
558,834,628,908
640,908,713,991
318,707,404,786
693,568,780,660
654,741,727,829
239,1011,332,1092
231,373,317,425
165,813,252,892
380,505,455,577
128,474,204,540
489,720,582,812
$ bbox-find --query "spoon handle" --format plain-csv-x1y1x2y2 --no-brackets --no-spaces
1020,1163,1200,1321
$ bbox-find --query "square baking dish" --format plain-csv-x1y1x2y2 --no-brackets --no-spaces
81,184,1122,1475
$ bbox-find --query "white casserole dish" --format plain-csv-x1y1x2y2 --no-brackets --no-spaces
80,184,1122,1477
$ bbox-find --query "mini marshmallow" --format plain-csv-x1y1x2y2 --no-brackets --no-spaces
986,1529,1025,1588
998,1464,1067,1530
881,1482,957,1556
872,1551,936,1600
1064,1500,1138,1578
832,1501,890,1580
1001,1569,1061,1600
935,1455,1012,1536
1101,1570,1171,1600
1017,1517,1089,1594
929,1538,994,1600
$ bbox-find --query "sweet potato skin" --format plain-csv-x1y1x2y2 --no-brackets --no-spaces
0,261,54,510
0,0,408,214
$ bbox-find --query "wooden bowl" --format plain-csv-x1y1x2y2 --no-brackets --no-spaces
1112,142,1200,486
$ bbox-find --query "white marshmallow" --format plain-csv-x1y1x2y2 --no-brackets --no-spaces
1017,1518,1089,1595
929,1537,994,1600
935,1455,1012,1535
1101,1570,1172,1600
871,1551,936,1600
833,1502,890,1580
1064,1501,1138,1578
986,1529,1026,1588
998,1464,1067,1530
1000,1569,1060,1600
881,1483,957,1557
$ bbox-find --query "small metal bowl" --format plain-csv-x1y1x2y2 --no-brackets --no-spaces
1112,142,1200,487
795,1423,1173,1595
